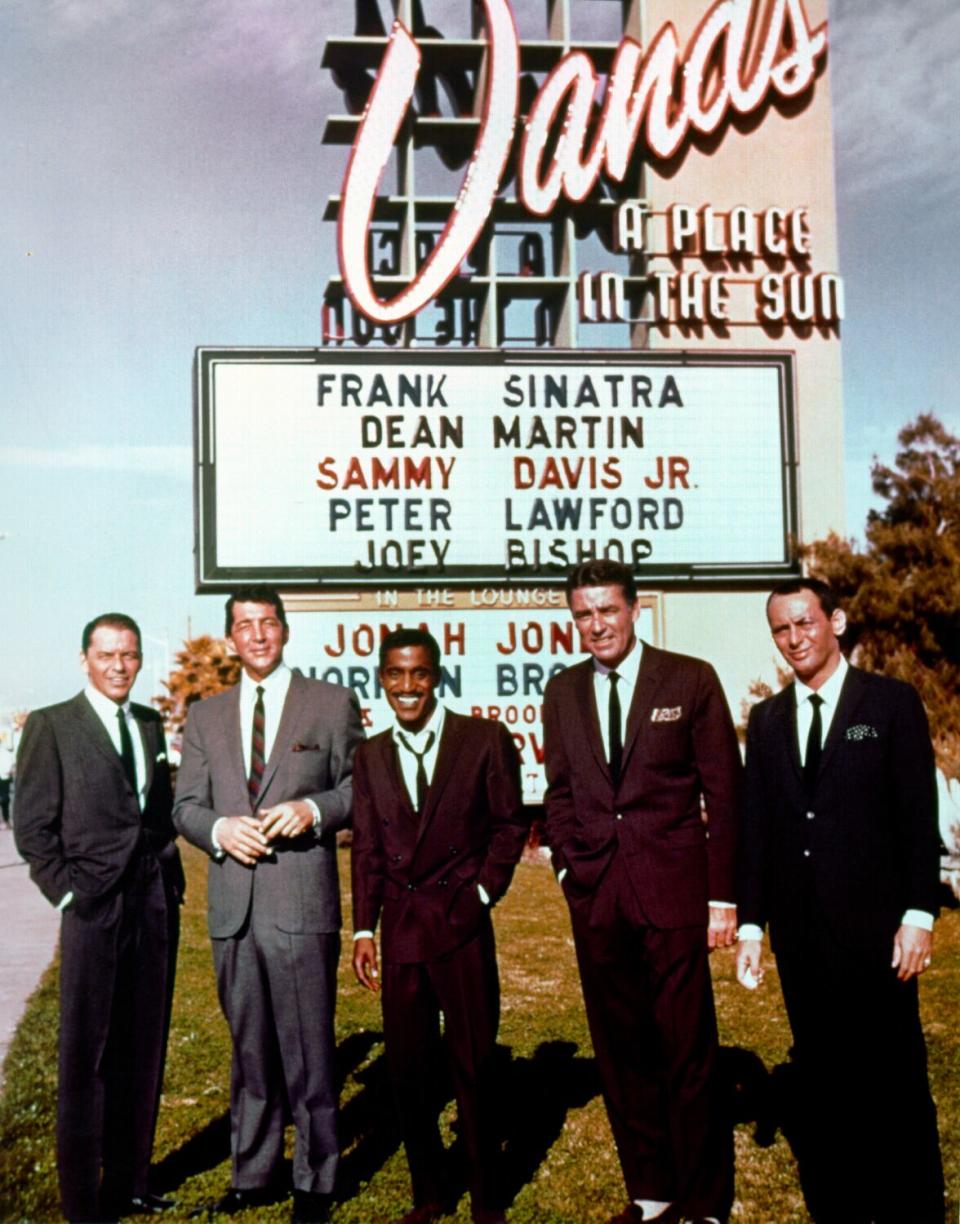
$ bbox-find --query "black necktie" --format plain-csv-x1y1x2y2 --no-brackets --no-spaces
398,730,436,812
608,672,623,784
117,707,137,792
803,693,824,795
248,685,266,804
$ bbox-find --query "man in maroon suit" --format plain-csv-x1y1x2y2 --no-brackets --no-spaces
543,561,742,1224
351,628,529,1224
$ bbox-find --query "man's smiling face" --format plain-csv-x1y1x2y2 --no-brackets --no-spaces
380,645,439,732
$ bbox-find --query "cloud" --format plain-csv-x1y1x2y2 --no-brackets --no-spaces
16,0,333,94
0,445,191,477
830,0,960,198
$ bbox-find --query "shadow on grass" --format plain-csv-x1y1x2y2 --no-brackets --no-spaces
498,1039,601,1203
151,1111,231,1191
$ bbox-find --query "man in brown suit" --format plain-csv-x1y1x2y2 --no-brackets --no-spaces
543,561,742,1224
352,628,529,1224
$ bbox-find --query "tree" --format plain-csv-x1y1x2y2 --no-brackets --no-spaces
155,635,241,744
805,413,960,778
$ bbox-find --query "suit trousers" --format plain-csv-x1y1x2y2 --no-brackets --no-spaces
774,903,944,1224
212,879,341,1195
381,920,502,1213
58,850,176,1223
566,854,731,1219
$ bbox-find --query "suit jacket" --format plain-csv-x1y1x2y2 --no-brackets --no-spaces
351,711,528,963
543,644,741,928
174,670,364,938
739,665,940,954
14,693,182,909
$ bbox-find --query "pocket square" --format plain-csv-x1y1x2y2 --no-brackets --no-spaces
651,706,682,722
155,752,167,762
845,724,879,741
292,741,321,753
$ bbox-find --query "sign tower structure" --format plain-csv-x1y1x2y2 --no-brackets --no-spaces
195,0,844,801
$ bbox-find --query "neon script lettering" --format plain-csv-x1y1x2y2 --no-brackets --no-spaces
338,0,827,324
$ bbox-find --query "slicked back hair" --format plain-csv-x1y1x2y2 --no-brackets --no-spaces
81,613,142,654
224,586,288,637
379,627,442,673
564,559,638,606
766,577,839,618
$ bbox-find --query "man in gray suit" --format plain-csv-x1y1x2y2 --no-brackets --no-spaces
174,586,363,1223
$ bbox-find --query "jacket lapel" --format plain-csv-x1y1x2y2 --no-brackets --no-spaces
620,642,664,777
817,664,866,779
414,712,468,850
383,732,416,819
777,685,802,782
256,670,304,802
72,693,128,783
571,661,609,781
133,709,155,795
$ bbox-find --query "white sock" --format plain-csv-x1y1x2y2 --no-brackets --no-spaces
632,1202,673,1220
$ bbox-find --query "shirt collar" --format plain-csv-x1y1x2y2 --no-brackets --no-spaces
794,654,848,708
593,635,643,686
240,661,291,701
391,701,445,748
85,685,131,722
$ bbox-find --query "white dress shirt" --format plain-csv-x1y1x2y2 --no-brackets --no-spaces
738,655,932,941
392,703,446,806
84,685,147,810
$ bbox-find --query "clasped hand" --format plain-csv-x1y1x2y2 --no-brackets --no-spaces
218,801,315,866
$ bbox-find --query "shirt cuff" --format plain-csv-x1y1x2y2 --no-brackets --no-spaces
304,798,321,830
477,883,490,905
902,909,934,931
57,891,74,911
211,817,226,858
353,929,374,941
709,900,735,908
737,924,765,942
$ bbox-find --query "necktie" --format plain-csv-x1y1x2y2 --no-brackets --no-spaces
397,730,436,812
117,707,137,792
608,672,623,784
803,693,824,795
248,685,266,804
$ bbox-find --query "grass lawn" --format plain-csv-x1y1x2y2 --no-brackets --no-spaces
1,844,957,1222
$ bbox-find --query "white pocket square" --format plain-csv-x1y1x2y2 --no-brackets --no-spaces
156,752,167,762
651,706,682,723
844,724,878,741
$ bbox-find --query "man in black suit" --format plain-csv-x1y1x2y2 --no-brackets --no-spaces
737,579,945,1223
543,560,741,1224
15,613,184,1223
174,586,364,1224
351,629,528,1224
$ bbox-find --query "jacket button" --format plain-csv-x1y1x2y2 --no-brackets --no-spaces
806,811,815,820
803,849,811,857
615,813,623,821
407,883,416,891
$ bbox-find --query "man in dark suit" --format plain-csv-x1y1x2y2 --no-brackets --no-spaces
351,628,528,1224
736,579,944,1223
174,586,364,1224
15,612,184,1223
543,560,741,1224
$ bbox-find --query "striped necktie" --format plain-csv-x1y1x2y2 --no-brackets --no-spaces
248,685,266,804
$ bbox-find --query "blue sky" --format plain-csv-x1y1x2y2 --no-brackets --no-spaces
1,0,958,712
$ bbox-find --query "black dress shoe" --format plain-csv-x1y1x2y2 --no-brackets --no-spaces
212,1187,288,1214
127,1194,177,1214
292,1189,332,1223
